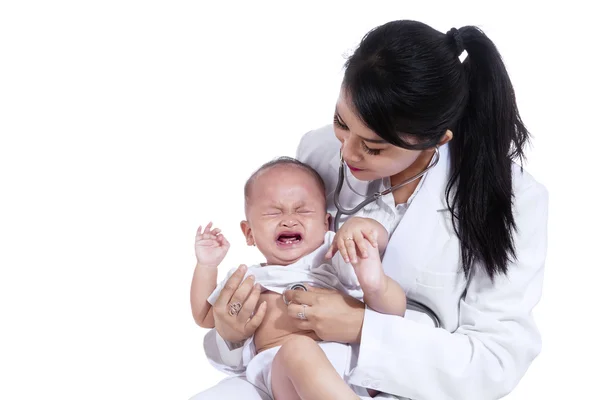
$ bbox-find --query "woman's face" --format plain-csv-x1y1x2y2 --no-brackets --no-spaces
333,89,425,181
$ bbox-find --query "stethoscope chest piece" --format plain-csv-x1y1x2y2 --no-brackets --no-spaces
282,283,308,305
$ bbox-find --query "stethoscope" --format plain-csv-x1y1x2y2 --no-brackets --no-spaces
284,147,443,329
333,147,442,328
333,147,440,232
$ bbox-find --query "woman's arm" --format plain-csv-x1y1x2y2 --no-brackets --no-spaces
347,180,549,399
285,178,548,399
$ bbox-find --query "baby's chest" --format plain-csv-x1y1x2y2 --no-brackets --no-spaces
253,291,297,343
259,291,289,325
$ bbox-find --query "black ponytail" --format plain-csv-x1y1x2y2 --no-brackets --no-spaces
446,26,529,279
343,21,530,280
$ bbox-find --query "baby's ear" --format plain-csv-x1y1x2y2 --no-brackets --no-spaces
240,220,255,246
324,213,332,230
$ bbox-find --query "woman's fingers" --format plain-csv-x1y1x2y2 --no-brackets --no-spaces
214,264,247,308
283,288,317,306
286,303,315,331
287,303,311,319
238,283,262,322
229,274,255,307
304,284,336,294
244,301,267,336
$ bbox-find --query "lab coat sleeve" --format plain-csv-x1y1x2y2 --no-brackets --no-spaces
202,328,249,375
347,180,549,399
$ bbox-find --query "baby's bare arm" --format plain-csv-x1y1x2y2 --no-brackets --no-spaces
350,231,406,317
367,218,389,252
363,276,406,317
190,264,218,328
190,222,230,328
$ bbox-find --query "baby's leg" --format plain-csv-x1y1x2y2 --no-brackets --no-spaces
271,336,359,400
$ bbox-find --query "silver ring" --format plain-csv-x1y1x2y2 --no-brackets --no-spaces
283,283,307,305
228,301,242,316
297,304,307,320
344,237,354,241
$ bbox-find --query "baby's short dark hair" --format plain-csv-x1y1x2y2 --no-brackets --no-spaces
244,157,326,208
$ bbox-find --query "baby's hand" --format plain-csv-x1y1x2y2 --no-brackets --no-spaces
325,217,378,264
195,222,230,268
352,240,386,294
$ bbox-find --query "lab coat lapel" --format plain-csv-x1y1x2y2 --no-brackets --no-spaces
381,145,451,295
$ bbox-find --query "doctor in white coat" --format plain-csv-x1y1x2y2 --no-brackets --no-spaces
191,20,548,400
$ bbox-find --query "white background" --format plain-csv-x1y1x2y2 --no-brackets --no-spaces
1,1,598,399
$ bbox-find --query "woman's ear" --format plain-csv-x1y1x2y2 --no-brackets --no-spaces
240,220,255,246
438,130,454,146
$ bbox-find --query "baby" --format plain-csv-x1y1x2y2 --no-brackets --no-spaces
190,157,406,400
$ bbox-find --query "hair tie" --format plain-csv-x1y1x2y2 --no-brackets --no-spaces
446,28,465,56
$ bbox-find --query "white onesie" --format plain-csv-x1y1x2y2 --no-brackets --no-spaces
206,231,372,398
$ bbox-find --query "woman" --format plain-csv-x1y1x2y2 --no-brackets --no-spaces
192,20,548,400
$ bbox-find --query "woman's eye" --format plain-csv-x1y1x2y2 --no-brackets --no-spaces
333,115,348,130
361,142,381,156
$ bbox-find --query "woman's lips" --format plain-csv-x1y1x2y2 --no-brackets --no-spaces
346,163,364,172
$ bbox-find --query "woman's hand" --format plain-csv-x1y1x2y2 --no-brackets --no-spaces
283,285,365,344
212,264,267,344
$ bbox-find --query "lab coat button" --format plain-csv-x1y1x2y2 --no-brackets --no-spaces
362,380,370,386
372,381,380,388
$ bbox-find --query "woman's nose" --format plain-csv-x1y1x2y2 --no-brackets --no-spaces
341,139,362,163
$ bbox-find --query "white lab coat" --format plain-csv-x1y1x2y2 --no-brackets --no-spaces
198,125,549,400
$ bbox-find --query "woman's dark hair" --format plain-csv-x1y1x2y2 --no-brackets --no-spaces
343,20,530,280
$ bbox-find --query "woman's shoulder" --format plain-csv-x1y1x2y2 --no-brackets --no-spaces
296,124,339,160
509,163,549,237
511,163,549,204
295,124,339,180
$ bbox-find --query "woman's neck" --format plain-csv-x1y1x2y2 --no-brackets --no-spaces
389,149,435,205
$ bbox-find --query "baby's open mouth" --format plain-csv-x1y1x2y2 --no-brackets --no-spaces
276,232,303,246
